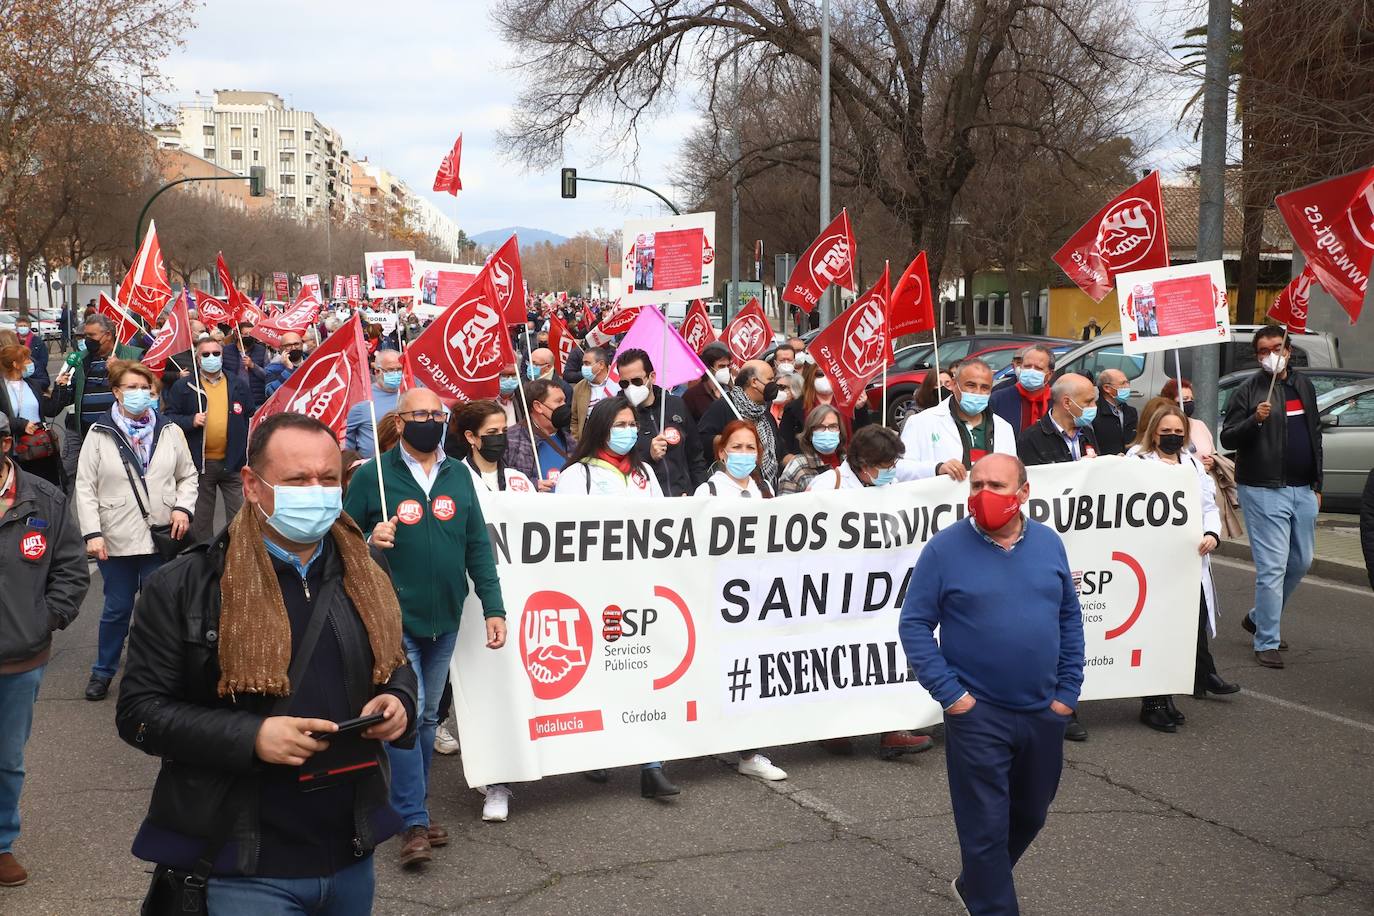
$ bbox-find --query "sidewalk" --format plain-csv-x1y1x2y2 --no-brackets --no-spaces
1216,511,1370,588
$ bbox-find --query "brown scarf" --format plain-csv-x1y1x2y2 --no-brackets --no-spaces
217,503,406,698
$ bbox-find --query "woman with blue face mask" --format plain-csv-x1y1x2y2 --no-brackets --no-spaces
73,360,198,701
778,404,846,495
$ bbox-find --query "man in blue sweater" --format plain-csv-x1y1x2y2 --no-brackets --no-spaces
900,453,1084,916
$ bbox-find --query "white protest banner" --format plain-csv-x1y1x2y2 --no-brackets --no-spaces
416,259,481,314
621,211,716,306
1115,260,1231,355
450,457,1201,788
364,250,419,300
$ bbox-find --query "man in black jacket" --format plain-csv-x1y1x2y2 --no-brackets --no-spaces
1220,325,1323,670
1091,368,1138,455
117,413,416,910
614,348,708,496
1017,371,1098,742
165,337,255,544
0,413,88,887
697,360,782,487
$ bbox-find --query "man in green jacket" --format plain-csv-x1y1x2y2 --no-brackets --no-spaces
343,387,506,870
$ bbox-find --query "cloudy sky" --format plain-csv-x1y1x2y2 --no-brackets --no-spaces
157,0,697,239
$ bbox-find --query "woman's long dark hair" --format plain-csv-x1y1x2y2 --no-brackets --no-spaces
562,394,650,476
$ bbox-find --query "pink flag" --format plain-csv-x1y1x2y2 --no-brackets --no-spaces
613,304,708,390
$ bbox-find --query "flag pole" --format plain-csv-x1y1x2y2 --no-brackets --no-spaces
1174,349,1186,409
365,392,389,512
515,374,543,481
1263,324,1289,408
881,260,890,425
706,369,743,421
191,350,206,475
929,311,943,405
658,305,672,497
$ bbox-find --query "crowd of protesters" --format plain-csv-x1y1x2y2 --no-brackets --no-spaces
0,294,1354,916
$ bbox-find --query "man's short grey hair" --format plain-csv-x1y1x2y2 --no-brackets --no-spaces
1023,344,1056,369
955,358,992,381
83,314,115,335
584,346,608,365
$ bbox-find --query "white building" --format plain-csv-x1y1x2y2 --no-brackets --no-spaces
354,159,467,260
173,90,353,217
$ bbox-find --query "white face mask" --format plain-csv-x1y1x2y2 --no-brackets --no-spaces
624,383,651,407
776,361,794,375
814,376,834,396
713,367,732,385
794,351,813,366
1261,352,1287,374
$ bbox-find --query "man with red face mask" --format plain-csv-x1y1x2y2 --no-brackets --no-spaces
899,453,1084,916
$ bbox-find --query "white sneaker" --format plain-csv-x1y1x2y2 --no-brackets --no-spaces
433,723,459,756
738,754,787,781
480,784,511,822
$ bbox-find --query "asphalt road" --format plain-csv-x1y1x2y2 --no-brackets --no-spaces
6,557,1373,915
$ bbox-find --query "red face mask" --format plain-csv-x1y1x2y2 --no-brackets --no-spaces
968,487,1022,531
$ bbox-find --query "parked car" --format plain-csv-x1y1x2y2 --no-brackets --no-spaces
992,343,1077,386
0,311,62,341
1054,326,1342,413
1315,379,1374,512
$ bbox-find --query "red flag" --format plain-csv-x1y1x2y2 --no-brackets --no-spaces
485,235,526,323
252,314,371,442
97,292,142,346
1053,171,1171,303
548,314,575,372
406,270,515,405
1275,165,1374,324
192,289,232,326
432,134,463,195
783,209,857,312
143,291,193,372
888,252,935,336
723,297,772,365
273,272,290,301
598,300,641,336
679,299,717,353
118,219,173,324
216,252,257,325
808,264,893,410
250,287,321,348
1267,265,1319,333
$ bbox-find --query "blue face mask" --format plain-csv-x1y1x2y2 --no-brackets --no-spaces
200,354,222,374
811,430,841,454
499,377,519,396
259,481,343,544
872,466,898,487
1018,368,1046,391
525,363,542,381
608,427,639,456
581,366,596,383
1114,387,1132,402
121,389,154,415
724,453,757,479
77,339,87,352
22,362,35,379
1072,401,1097,427
381,369,404,390
957,391,990,416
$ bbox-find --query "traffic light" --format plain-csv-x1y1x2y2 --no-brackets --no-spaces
564,259,572,269
249,166,267,197
561,167,577,199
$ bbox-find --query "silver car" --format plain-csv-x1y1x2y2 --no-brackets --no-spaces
1318,379,1374,512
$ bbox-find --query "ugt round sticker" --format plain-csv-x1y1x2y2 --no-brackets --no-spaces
396,499,424,525
20,531,47,560
662,426,682,446
431,495,456,521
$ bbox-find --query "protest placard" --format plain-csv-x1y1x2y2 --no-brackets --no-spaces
1114,260,1231,355
621,212,716,306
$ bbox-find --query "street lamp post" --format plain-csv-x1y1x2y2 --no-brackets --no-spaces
818,0,832,326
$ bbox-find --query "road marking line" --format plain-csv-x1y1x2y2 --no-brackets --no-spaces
1211,557,1371,597
1239,688,1374,735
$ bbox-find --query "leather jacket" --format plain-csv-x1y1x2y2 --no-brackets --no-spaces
1220,369,1322,491
115,529,417,874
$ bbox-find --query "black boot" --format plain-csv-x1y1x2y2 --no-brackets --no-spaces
640,767,680,799
84,675,111,701
1164,696,1186,725
1195,673,1240,697
1139,698,1176,733
582,769,609,783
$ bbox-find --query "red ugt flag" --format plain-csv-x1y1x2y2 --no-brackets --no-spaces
191,289,232,326
1268,265,1319,334
97,292,142,346
251,287,321,348
406,270,515,406
888,251,935,336
485,234,526,323
678,299,717,353
216,252,258,325
783,209,857,312
808,264,892,410
548,313,575,373
118,219,173,324
1053,170,1171,302
433,134,463,195
252,314,371,442
143,290,193,372
1275,165,1374,324
723,297,771,365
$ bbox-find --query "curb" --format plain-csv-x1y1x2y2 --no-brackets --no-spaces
1216,540,1369,589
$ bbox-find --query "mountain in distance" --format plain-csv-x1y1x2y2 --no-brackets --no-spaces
471,226,568,248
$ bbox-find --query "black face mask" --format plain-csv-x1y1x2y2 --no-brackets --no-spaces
402,419,445,453
548,403,572,430
477,432,507,462
1158,433,1186,455
761,381,780,404
287,349,304,365
1182,400,1195,418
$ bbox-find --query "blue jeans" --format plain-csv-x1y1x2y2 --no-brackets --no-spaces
944,701,1067,916
387,631,457,829
0,666,44,854
207,854,374,915
1237,484,1318,652
93,554,164,679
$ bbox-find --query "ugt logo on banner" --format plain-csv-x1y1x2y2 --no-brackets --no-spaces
520,591,594,701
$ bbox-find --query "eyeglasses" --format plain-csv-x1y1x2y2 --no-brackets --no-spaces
399,409,449,422
611,421,639,430
619,377,648,388
816,423,842,433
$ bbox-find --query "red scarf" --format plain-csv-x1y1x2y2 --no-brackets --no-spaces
1016,383,1051,428
820,451,842,469
596,448,633,476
